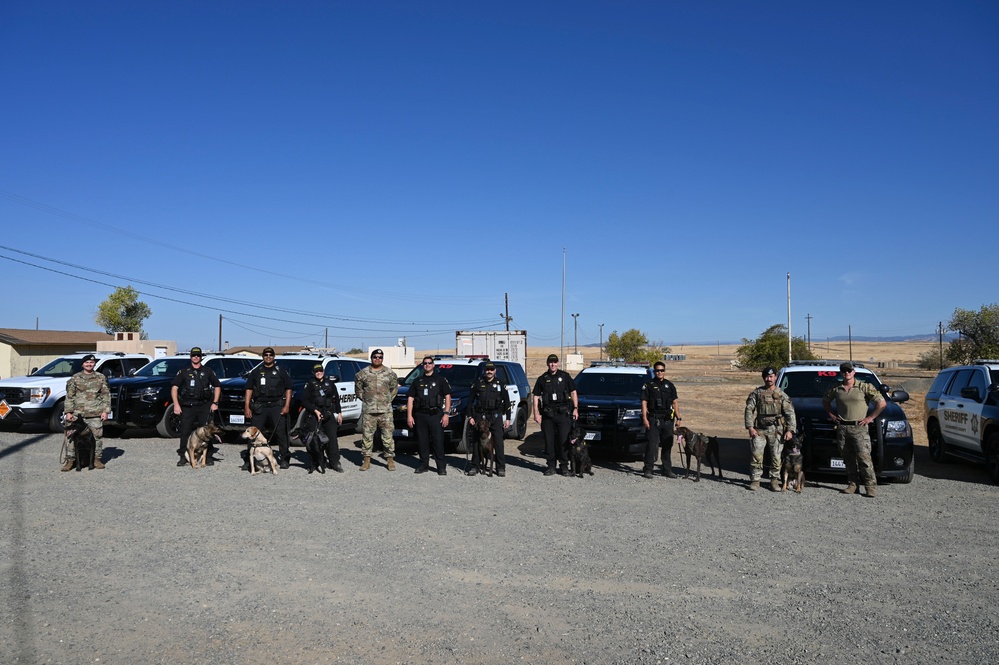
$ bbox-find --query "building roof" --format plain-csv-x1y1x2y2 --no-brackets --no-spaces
0,328,113,346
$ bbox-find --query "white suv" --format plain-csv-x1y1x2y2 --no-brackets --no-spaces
925,360,999,482
0,352,152,432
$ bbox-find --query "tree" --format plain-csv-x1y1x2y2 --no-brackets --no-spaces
736,324,816,371
95,286,152,338
946,304,999,365
604,328,670,365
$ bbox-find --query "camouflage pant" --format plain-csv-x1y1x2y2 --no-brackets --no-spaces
360,411,395,458
837,423,876,486
749,425,781,482
65,416,104,460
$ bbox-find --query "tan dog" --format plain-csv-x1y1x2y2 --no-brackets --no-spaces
674,426,723,481
242,426,279,475
780,435,805,493
186,423,222,469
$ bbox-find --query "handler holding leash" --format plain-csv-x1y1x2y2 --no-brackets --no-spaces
641,361,681,479
533,354,578,477
171,347,221,467
745,366,796,491
62,354,111,471
408,356,452,476
467,362,511,477
302,363,344,472
243,348,293,469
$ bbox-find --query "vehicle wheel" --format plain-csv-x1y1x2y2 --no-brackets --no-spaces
513,405,528,440
927,420,950,463
985,433,999,484
156,408,181,439
897,455,914,484
456,419,472,454
48,399,65,432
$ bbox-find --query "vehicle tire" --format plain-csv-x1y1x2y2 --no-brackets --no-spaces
48,399,65,432
897,455,914,484
926,420,950,463
985,432,999,484
513,404,528,440
455,419,472,454
156,407,181,439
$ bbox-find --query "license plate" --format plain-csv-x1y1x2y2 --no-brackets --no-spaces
830,458,846,469
108,411,114,420
229,415,245,425
393,428,409,438
584,431,600,441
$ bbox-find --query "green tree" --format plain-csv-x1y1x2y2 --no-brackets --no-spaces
917,348,951,371
946,304,999,365
95,286,152,338
736,324,816,371
604,329,670,365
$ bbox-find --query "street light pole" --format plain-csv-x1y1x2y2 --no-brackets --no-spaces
571,313,580,354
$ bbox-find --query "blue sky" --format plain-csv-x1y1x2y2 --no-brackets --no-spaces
1,1,996,353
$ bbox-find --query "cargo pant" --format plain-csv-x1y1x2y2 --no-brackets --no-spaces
361,411,395,458
837,423,876,487
749,424,782,482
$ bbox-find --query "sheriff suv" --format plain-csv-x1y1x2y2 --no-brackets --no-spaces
924,360,999,483
0,352,151,432
575,362,656,457
106,352,261,438
776,360,914,482
392,356,531,452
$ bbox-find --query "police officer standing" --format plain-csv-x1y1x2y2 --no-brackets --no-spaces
354,349,399,471
302,363,344,473
467,361,511,476
62,354,111,471
640,361,681,479
822,361,884,497
745,366,796,491
532,354,579,476
170,347,222,467
407,356,452,475
243,348,293,469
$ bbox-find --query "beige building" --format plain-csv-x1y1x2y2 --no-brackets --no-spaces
0,329,176,378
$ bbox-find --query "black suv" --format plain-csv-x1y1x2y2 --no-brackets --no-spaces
108,354,260,437
575,362,656,457
392,357,531,452
776,361,914,483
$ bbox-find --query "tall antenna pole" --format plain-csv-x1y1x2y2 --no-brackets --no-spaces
571,313,580,353
218,314,223,353
786,272,792,364
560,248,566,362
599,323,604,360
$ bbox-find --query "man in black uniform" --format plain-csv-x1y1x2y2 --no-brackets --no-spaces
407,356,452,476
640,361,682,479
466,361,511,477
532,354,579,476
242,348,293,469
302,363,344,473
170,347,222,467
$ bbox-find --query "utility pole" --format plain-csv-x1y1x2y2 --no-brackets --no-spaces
806,313,812,351
571,313,580,353
218,314,223,353
499,293,513,331
786,272,792,364
848,325,853,362
599,323,604,360
938,321,944,370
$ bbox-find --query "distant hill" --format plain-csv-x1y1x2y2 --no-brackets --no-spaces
572,334,957,347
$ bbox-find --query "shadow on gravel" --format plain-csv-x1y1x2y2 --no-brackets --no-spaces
0,431,53,463
910,445,994,485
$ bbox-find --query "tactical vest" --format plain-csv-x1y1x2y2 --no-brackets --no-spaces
645,380,673,415
539,372,571,409
754,388,784,427
474,379,503,412
179,367,212,403
312,378,336,408
254,367,284,400
412,375,446,412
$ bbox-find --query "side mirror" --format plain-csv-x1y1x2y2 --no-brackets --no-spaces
960,386,982,402
30,367,38,375
988,383,999,394
890,389,910,404
128,368,137,377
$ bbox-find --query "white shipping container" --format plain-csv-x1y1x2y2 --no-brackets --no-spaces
455,330,527,371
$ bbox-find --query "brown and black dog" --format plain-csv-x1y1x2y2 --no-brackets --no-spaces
674,426,723,481
242,426,280,475
781,434,805,493
186,423,223,469
65,417,97,471
477,419,497,477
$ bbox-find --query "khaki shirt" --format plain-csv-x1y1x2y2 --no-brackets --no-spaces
824,381,884,422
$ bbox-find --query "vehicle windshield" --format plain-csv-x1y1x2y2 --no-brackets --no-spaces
133,358,190,378
991,369,999,386
402,364,481,388
575,372,648,397
33,357,89,377
779,370,883,398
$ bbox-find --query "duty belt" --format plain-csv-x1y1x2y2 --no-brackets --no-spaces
181,401,207,407
415,407,443,415
255,399,281,407
757,418,780,427
839,419,862,425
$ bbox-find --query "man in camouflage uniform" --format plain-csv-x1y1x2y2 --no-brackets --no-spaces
354,348,398,471
745,366,796,491
823,361,885,497
62,353,111,471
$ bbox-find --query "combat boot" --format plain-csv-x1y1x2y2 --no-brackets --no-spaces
770,478,781,492
865,485,877,498
841,483,858,494
386,457,396,471
359,456,371,471
61,459,76,472
748,480,760,491
93,458,106,470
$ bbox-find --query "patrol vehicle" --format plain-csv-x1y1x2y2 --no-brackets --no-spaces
924,360,999,483
391,356,530,452
217,352,371,432
106,352,260,437
574,362,656,457
775,360,914,482
0,352,151,432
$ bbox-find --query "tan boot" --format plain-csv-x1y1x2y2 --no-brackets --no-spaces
359,456,371,471
841,483,858,494
93,458,105,469
748,480,760,491
865,485,877,498
61,459,75,472
770,478,781,492
386,457,396,471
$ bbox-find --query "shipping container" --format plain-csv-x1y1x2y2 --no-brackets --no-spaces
455,330,527,371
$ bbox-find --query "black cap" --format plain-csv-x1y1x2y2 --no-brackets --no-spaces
840,361,855,373
761,367,776,378
371,348,384,358
81,354,97,363
547,354,559,363
483,361,496,370
313,363,324,373
190,347,203,356
262,347,275,356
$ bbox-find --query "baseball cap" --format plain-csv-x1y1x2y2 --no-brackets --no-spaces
262,347,275,356
761,367,776,378
190,347,203,356
313,363,324,373
483,361,496,370
547,354,559,363
840,361,855,373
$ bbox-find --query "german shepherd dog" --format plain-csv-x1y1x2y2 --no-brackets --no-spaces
568,425,593,477
242,426,280,475
781,434,805,493
675,426,723,481
65,417,96,471
477,419,497,477
186,423,223,469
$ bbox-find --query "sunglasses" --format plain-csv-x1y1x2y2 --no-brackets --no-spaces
654,368,665,373
373,355,384,359
423,361,434,365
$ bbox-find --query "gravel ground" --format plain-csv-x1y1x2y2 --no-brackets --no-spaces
2,421,998,665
